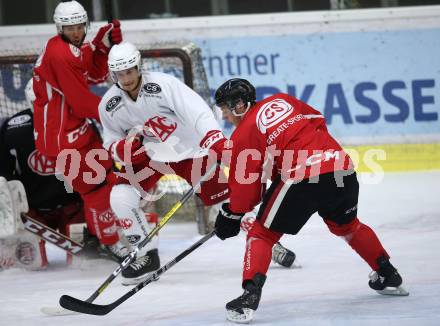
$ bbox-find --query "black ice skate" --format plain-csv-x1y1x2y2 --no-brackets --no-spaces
226,273,266,323
121,249,160,285
368,256,409,296
272,242,299,268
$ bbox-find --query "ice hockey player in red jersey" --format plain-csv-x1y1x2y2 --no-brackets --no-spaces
32,0,127,260
213,78,408,323
219,106,298,269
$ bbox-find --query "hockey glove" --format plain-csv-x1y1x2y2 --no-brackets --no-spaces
110,136,150,166
200,130,230,164
215,203,244,240
110,19,123,45
92,23,114,54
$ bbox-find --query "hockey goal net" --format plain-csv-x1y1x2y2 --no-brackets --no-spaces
0,42,213,234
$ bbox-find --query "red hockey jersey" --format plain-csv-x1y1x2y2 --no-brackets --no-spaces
33,35,108,157
228,93,352,213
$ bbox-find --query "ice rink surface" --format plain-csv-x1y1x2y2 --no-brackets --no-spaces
1,171,439,326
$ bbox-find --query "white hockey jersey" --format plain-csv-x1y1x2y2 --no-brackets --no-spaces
99,72,223,162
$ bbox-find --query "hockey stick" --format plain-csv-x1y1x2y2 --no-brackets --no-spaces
21,213,83,255
60,230,216,315
59,163,218,310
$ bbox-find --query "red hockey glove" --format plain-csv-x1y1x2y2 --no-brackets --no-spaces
92,23,113,54
215,203,244,240
110,19,122,45
110,136,150,166
200,130,229,162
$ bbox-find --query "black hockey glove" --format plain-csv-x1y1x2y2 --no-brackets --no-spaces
215,203,244,240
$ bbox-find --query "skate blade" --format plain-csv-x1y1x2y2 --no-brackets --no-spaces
226,308,254,324
40,306,78,316
121,272,160,286
376,285,409,296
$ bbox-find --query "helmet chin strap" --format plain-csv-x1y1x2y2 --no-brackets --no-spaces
232,102,251,117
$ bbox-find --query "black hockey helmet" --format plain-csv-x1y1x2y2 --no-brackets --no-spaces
215,78,256,112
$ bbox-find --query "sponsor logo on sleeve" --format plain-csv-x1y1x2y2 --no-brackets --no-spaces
256,99,293,133
106,96,122,112
143,83,162,94
8,114,31,126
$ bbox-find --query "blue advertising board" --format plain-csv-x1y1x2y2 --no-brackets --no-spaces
196,28,440,143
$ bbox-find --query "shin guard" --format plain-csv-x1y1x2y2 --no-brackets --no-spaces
325,217,389,270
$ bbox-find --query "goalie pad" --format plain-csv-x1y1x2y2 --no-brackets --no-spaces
0,178,29,237
0,229,48,271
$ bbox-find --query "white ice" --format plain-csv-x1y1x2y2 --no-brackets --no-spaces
1,171,439,325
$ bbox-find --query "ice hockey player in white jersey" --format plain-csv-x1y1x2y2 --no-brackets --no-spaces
98,42,230,285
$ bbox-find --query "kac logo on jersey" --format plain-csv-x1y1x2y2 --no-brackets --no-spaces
27,150,56,176
143,83,162,94
256,99,293,133
144,116,177,141
106,96,122,112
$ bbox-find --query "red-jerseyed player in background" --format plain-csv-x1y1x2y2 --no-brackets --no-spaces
32,1,127,260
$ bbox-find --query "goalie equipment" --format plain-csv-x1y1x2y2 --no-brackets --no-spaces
226,273,266,324
0,229,48,271
0,178,28,238
53,0,88,33
368,256,409,296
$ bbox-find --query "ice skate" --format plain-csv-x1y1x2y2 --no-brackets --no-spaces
226,273,266,323
369,256,409,296
272,242,300,268
121,249,160,285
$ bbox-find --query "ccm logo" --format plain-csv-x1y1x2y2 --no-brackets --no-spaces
23,219,82,254
256,99,293,132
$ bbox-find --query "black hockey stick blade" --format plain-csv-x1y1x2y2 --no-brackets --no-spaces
60,231,216,315
59,295,114,316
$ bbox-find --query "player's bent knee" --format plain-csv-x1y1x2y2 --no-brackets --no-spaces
324,217,360,237
247,220,281,245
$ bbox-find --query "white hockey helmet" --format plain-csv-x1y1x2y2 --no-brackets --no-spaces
108,42,141,72
24,78,36,109
53,0,88,34
108,42,142,84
